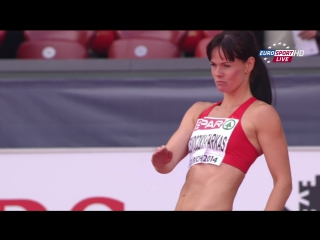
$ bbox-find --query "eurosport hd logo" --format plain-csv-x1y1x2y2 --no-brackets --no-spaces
259,42,304,63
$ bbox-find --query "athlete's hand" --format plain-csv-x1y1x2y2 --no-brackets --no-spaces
151,145,173,168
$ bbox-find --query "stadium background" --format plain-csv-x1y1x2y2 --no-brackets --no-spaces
0,30,319,211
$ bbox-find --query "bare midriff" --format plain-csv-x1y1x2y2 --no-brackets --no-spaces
174,163,245,211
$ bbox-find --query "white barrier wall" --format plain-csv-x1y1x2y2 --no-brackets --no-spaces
0,147,319,211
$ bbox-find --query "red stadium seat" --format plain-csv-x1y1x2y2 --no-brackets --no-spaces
194,31,223,58
90,30,116,55
194,37,212,58
108,38,181,59
181,30,204,54
0,30,7,47
16,40,89,59
202,30,223,38
172,31,188,47
86,30,96,46
115,31,187,46
23,30,95,47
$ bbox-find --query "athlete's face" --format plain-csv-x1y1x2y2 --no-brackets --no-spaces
210,47,254,93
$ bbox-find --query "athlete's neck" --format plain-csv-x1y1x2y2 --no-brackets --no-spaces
220,86,253,109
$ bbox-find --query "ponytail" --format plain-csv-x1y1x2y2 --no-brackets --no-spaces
250,56,275,105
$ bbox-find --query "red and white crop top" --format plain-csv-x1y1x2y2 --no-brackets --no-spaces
188,97,261,174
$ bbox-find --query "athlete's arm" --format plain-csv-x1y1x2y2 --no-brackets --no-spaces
152,102,204,174
253,103,292,210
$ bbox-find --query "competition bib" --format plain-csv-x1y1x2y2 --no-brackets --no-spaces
188,117,239,169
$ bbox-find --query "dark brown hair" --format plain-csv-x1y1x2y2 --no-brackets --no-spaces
206,30,274,105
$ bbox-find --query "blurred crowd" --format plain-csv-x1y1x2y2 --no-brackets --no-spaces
0,30,319,60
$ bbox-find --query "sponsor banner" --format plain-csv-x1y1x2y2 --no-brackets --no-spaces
1,76,320,148
0,147,319,211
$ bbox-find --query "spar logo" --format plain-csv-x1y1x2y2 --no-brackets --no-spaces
284,175,320,211
259,42,304,63
194,118,226,131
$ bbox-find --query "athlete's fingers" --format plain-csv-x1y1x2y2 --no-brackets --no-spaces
153,149,166,159
156,145,166,152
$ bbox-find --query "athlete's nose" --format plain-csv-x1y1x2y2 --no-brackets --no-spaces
213,66,224,77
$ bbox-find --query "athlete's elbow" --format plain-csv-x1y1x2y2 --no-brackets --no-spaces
275,178,292,196
286,181,293,195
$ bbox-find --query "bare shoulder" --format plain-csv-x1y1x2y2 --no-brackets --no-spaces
187,101,216,123
248,100,282,129
190,101,215,115
191,101,215,110
249,100,280,117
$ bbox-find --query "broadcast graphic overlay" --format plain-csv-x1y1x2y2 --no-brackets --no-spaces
259,42,304,63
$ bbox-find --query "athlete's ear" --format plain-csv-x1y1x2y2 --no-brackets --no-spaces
246,57,255,73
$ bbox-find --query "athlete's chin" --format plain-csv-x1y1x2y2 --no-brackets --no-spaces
216,86,230,93
215,82,230,92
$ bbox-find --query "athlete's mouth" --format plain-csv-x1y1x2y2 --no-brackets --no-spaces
216,81,227,84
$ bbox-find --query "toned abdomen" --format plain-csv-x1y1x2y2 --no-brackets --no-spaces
175,163,245,210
